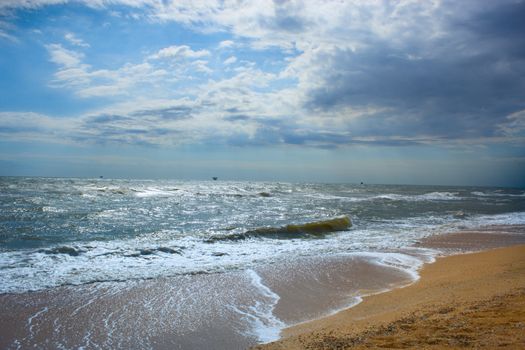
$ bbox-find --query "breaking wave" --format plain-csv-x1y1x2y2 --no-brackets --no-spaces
373,192,461,201
206,216,351,242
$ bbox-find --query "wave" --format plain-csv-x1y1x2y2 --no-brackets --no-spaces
126,247,183,257
373,192,460,202
92,187,129,195
38,245,184,259
307,191,463,203
42,206,67,213
231,269,285,343
131,187,274,199
40,246,84,256
133,188,179,198
471,191,525,197
206,216,351,242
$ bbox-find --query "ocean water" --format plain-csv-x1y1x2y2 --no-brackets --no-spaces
1,177,524,348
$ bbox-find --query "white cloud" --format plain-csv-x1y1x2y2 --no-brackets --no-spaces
45,43,213,98
0,111,77,144
0,0,68,12
46,43,84,67
73,62,169,98
218,40,234,49
223,56,237,65
1,1,452,54
0,1,157,13
0,29,18,42
499,109,525,136
0,19,19,42
149,45,209,60
64,32,90,47
191,60,212,74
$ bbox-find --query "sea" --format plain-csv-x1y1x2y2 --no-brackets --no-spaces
1,177,524,349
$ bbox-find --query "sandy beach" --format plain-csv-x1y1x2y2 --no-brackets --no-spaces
2,0,525,347
257,240,525,349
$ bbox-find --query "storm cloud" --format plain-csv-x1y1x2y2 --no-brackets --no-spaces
300,1,525,142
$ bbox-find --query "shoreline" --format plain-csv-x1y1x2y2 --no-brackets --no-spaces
0,248,424,349
1,225,524,349
256,242,525,349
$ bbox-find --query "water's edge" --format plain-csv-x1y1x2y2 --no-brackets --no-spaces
266,225,525,345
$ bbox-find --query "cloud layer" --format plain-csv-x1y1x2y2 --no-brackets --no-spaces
1,0,524,150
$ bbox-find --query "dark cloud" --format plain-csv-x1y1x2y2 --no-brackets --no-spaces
258,1,309,33
76,109,186,146
150,128,181,136
223,114,251,122
304,1,525,141
131,106,193,120
0,125,40,133
281,130,348,147
86,114,130,124
69,101,199,146
223,118,424,148
457,1,525,43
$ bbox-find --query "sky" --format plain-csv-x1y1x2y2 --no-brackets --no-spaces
0,0,524,186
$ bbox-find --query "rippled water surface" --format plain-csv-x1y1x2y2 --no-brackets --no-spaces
1,177,524,293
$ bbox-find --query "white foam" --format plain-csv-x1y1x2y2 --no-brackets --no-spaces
134,188,176,198
2,208,524,294
232,269,285,343
472,191,525,198
373,191,460,202
464,211,525,227
26,307,48,343
362,252,429,281
471,191,488,197
303,191,462,203
42,206,67,213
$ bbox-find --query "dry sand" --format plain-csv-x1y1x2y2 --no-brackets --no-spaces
256,243,525,349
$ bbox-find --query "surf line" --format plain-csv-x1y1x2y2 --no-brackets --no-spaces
26,306,49,343
231,269,285,344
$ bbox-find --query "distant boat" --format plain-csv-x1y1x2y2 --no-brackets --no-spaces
212,177,218,181
100,176,104,179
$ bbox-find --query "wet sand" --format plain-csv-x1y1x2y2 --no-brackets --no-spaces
418,224,525,251
257,254,420,326
0,254,422,349
257,227,525,350
0,272,261,350
1,225,524,349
